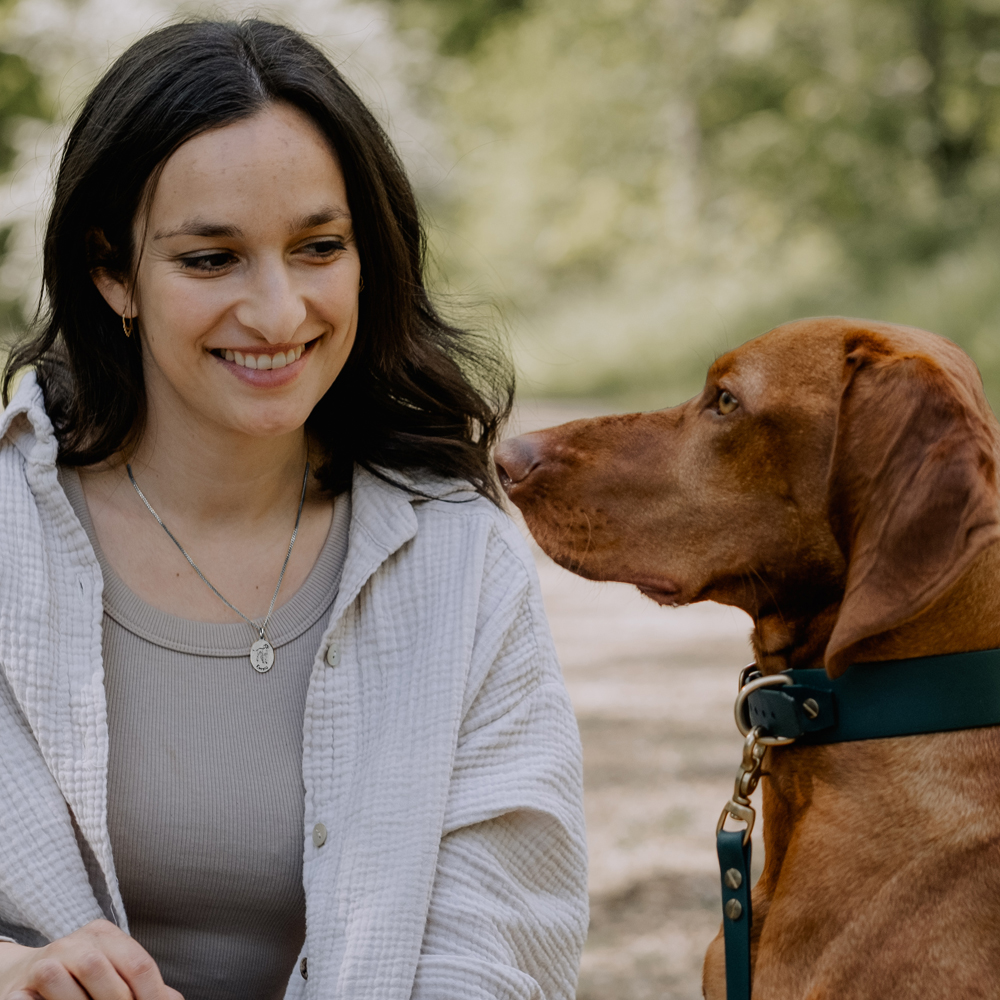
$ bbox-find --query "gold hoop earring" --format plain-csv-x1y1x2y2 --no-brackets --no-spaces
359,275,364,292
122,314,134,338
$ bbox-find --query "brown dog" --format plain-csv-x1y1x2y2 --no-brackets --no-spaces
495,317,1000,999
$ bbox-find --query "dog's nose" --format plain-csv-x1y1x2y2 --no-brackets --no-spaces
494,435,541,492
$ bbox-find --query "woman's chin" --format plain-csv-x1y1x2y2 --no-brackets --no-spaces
188,398,318,441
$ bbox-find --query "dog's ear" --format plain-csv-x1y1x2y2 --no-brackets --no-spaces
825,334,1000,677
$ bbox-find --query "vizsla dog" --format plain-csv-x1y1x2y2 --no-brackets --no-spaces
495,317,1000,999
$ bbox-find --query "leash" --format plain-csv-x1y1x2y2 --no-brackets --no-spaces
716,648,1000,1000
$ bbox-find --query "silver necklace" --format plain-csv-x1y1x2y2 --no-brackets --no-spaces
126,460,310,673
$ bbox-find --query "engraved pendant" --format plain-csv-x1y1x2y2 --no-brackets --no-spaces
249,637,275,673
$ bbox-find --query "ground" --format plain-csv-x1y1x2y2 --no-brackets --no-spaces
509,401,758,1000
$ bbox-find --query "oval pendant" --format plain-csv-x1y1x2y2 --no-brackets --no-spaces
249,638,275,673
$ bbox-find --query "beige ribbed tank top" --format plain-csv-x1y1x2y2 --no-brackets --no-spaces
60,468,350,1000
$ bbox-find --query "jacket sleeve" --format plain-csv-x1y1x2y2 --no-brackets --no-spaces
411,522,589,1000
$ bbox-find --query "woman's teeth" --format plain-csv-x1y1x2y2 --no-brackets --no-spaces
216,344,305,369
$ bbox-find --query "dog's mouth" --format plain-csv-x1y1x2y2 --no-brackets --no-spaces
544,549,686,604
632,579,684,606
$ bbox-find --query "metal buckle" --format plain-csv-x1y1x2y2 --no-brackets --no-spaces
734,669,797,746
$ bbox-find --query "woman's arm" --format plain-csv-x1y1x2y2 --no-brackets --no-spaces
413,528,588,1000
0,921,182,1000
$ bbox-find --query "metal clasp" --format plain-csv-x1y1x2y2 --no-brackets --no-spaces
717,726,768,845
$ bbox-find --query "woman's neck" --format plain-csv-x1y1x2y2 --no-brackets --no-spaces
126,397,311,529
79,404,333,625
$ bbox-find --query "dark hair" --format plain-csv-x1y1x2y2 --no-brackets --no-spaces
2,18,513,501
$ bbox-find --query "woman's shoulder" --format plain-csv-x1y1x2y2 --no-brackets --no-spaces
406,471,526,542
355,464,536,576
409,476,542,595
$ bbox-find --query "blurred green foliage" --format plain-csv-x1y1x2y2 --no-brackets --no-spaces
387,0,529,54
393,0,1000,409
0,48,45,172
0,0,51,336
697,0,1000,278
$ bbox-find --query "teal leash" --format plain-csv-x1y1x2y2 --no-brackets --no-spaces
717,828,753,998
716,648,1000,1000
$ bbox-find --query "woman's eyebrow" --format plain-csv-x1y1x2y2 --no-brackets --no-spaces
153,219,241,240
292,206,351,232
152,207,351,242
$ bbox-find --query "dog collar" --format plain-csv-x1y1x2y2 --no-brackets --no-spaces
717,647,1000,1000
744,648,1000,744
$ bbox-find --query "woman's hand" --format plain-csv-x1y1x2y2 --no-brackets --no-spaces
0,920,182,1000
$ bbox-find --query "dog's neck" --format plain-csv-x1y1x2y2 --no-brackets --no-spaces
752,541,1000,674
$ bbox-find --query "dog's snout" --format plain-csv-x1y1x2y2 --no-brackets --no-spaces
494,435,542,492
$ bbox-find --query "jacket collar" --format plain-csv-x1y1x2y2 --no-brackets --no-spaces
336,467,477,622
337,467,418,621
2,370,58,467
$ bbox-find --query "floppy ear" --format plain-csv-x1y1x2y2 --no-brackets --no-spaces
824,335,1000,677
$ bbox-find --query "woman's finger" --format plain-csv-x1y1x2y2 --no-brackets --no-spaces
107,942,170,1000
64,947,133,1000
20,956,91,1000
69,923,169,1000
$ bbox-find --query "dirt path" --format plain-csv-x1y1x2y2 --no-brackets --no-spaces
508,401,756,1000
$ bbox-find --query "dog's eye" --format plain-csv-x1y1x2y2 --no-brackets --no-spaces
717,390,739,415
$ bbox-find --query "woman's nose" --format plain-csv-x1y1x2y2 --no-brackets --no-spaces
235,260,307,342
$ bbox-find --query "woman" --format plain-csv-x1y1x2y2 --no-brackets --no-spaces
0,19,587,1000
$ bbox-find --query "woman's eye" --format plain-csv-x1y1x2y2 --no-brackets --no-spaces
302,239,346,257
180,252,235,272
717,390,739,415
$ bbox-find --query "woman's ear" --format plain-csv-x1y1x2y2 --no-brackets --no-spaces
87,227,135,318
824,333,1000,677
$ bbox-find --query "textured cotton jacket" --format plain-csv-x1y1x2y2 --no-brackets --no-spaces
0,372,589,999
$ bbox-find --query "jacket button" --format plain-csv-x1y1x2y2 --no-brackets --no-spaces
312,822,328,848
326,645,340,667
300,956,308,980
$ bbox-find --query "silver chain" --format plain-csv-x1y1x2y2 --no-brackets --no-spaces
126,460,310,642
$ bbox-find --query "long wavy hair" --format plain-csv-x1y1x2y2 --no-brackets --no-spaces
2,19,513,500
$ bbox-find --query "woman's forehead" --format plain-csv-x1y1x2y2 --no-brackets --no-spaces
148,103,350,236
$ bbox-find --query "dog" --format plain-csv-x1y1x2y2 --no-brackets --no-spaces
495,317,1000,999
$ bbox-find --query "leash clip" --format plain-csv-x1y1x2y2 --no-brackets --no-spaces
717,726,768,845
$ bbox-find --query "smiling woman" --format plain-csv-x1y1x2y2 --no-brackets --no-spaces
0,19,587,1000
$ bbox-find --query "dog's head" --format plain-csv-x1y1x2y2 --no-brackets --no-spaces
497,317,1000,675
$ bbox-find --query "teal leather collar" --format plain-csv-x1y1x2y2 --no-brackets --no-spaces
747,648,1000,744
719,647,1000,1000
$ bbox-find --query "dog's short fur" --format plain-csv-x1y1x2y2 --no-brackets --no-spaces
496,317,1000,998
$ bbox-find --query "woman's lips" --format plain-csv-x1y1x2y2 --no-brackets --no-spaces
210,339,314,387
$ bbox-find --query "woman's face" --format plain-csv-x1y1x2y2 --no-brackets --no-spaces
95,101,360,442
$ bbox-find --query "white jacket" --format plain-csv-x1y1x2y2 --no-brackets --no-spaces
0,372,588,999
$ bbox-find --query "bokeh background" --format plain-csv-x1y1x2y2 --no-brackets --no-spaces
7,0,1000,407
4,1,1000,996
